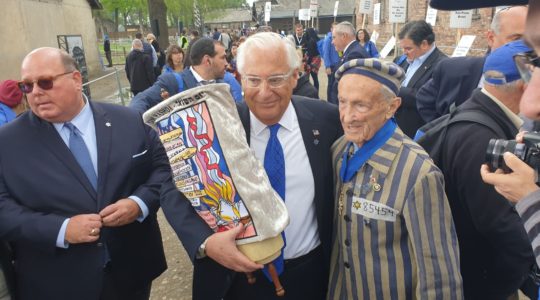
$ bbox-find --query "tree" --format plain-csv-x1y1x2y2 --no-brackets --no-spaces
147,0,168,47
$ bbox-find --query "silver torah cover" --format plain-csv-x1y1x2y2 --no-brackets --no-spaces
143,83,289,245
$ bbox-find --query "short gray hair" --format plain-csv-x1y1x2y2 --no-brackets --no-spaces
237,32,300,74
132,39,143,50
333,21,355,38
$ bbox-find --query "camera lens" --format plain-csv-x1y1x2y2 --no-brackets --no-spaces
486,139,525,172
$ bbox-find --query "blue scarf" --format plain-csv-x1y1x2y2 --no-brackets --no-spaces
340,118,397,182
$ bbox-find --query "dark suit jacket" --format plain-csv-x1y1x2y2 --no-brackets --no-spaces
161,96,343,300
416,56,485,122
395,47,447,138
328,41,369,105
125,50,156,93
0,101,170,300
441,90,536,299
430,0,526,9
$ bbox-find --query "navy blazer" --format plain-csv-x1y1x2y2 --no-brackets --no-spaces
417,56,485,122
0,102,170,300
161,96,343,300
395,47,447,138
328,41,369,104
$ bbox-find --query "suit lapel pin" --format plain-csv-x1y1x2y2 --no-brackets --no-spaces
370,175,381,192
312,129,320,145
105,122,111,127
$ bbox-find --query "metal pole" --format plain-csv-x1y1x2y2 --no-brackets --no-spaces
114,67,126,106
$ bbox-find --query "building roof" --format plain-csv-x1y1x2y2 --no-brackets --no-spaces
87,0,103,9
254,0,356,18
205,8,254,24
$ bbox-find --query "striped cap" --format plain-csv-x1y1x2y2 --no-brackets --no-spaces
335,58,405,95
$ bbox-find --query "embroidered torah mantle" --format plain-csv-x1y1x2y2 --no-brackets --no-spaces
143,84,289,264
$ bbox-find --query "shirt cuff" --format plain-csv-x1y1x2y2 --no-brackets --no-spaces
56,218,70,248
129,195,149,222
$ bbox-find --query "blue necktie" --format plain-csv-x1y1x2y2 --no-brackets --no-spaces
65,123,97,190
263,124,285,281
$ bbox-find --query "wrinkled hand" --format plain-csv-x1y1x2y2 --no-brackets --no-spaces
325,67,332,75
480,152,539,203
100,198,141,227
65,214,103,244
205,223,263,273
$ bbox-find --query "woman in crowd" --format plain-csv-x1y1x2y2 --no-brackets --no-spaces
226,42,240,83
163,45,185,74
356,29,379,58
147,33,166,75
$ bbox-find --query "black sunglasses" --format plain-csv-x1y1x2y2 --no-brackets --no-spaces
18,71,73,94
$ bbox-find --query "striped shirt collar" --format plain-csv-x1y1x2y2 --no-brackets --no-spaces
363,129,404,178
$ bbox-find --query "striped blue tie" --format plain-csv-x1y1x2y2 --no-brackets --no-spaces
263,124,285,280
65,123,97,190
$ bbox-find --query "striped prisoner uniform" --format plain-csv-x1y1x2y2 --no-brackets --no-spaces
328,128,463,300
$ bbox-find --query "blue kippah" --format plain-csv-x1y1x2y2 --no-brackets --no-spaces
483,39,532,85
335,59,405,95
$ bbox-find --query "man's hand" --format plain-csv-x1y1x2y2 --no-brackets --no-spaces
480,152,539,202
325,67,332,75
205,223,263,273
65,214,102,244
100,198,141,227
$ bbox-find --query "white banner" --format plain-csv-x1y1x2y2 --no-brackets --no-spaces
370,30,380,43
358,0,373,14
425,6,437,26
380,36,396,59
299,8,311,21
452,35,476,57
389,0,407,23
334,1,340,17
264,2,271,22
373,3,381,25
310,0,318,17
450,10,473,28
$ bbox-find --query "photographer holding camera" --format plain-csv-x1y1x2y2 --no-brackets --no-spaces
440,40,538,299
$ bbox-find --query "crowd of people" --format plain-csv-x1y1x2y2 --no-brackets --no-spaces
1,0,540,299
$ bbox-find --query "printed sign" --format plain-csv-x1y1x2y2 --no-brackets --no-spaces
425,6,438,26
389,0,407,23
373,3,381,25
358,0,373,14
264,2,271,22
452,35,476,57
299,8,311,21
310,0,318,17
351,197,399,222
450,10,473,28
380,36,396,59
370,30,380,43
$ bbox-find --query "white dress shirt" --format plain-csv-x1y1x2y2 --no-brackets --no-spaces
402,44,437,87
249,101,320,259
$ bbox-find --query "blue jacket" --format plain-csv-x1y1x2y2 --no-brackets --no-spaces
363,41,379,58
0,102,15,126
322,32,340,70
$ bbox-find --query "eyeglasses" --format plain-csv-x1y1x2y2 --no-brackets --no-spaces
514,51,540,83
242,71,293,89
18,71,73,94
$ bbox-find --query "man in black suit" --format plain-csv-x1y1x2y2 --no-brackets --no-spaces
416,5,528,122
0,47,170,300
328,21,369,105
161,32,343,300
129,38,229,115
395,20,447,138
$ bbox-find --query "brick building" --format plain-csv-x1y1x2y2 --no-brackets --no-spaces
357,0,498,57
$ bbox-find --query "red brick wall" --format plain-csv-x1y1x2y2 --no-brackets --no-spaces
357,0,496,57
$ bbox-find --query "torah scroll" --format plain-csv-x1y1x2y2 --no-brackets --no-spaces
143,84,289,263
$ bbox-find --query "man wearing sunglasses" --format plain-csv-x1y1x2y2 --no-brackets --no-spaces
161,32,343,299
0,47,171,299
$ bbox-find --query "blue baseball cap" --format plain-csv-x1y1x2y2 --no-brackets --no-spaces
483,40,532,85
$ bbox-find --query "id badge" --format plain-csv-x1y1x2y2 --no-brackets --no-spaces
351,197,399,222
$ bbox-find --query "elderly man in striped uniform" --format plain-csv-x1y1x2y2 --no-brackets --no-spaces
328,58,463,299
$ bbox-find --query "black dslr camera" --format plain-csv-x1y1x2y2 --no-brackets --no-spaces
485,132,540,173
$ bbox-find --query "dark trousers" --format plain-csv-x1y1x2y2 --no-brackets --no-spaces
105,51,113,67
225,246,327,300
326,73,335,103
100,264,151,300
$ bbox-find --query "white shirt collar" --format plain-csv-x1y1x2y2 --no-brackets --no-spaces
480,88,524,130
189,66,205,83
343,40,355,54
53,94,92,133
250,101,295,136
408,43,436,64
